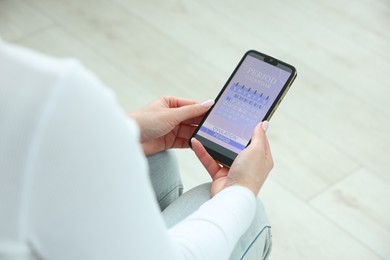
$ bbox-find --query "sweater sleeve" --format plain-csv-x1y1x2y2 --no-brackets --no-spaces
169,186,256,259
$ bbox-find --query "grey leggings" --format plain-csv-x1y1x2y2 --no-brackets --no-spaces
147,150,272,260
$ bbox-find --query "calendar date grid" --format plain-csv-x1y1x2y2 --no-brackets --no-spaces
216,82,270,123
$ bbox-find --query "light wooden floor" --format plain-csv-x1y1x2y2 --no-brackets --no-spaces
1,0,389,259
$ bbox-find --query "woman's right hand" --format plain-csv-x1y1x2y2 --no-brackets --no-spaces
191,121,273,197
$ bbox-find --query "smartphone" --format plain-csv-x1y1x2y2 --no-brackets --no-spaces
190,50,297,167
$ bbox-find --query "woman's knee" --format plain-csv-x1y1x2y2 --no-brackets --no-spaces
147,150,182,210
230,199,272,260
162,183,212,228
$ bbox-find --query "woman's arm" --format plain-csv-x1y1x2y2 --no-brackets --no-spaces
24,59,256,259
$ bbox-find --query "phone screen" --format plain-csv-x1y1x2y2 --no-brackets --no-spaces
192,51,296,165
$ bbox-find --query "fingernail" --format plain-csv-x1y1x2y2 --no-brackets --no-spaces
262,121,269,132
201,99,215,108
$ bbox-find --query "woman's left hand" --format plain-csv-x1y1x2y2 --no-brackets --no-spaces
129,96,213,156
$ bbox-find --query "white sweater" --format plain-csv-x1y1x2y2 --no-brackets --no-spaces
0,41,256,260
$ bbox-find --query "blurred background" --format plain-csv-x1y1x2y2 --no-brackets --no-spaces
1,0,389,259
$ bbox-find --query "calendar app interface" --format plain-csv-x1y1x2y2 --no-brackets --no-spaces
198,55,292,154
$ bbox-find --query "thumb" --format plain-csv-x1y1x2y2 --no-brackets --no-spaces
249,121,269,147
174,99,214,123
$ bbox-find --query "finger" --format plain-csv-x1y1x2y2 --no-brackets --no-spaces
174,100,214,123
164,96,198,108
182,115,204,125
175,124,197,139
263,129,272,156
260,121,272,154
191,138,221,179
171,137,191,149
248,122,266,148
261,124,273,165
251,121,273,167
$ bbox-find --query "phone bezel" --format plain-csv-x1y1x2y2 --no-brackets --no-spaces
190,50,297,167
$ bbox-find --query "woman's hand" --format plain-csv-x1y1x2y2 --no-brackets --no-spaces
129,96,214,156
191,121,273,197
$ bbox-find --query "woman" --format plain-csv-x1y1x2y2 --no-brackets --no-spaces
0,40,273,259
